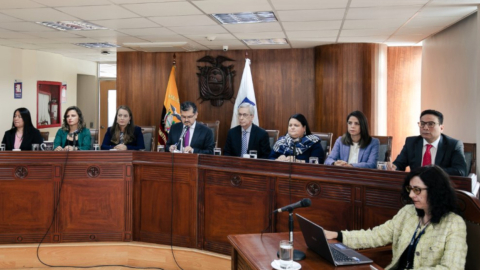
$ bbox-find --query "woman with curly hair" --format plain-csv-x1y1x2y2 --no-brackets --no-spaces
269,113,324,163
324,165,467,269
54,106,91,151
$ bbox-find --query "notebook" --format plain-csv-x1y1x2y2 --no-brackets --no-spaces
296,214,373,266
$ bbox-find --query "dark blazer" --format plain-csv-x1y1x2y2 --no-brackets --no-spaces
325,136,380,168
101,126,145,150
223,124,271,159
166,122,215,154
2,128,44,151
393,134,467,176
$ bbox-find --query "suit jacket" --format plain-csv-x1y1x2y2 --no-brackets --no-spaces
324,137,379,168
342,205,467,270
101,126,145,150
393,134,467,176
2,128,44,151
53,128,91,150
223,124,271,159
166,122,215,154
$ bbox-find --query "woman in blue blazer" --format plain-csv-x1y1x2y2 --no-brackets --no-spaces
101,105,145,150
54,106,91,151
325,111,379,168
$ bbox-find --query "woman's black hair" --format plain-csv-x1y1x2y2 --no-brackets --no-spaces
110,105,136,144
11,107,34,133
61,106,86,132
401,165,459,224
341,110,372,148
288,113,312,136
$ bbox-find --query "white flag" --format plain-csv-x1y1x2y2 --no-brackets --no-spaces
231,58,259,128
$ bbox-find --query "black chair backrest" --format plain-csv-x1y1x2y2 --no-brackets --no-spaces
464,143,476,175
266,130,279,148
456,190,480,270
40,131,49,141
140,126,155,152
311,132,333,159
200,121,220,148
371,135,393,162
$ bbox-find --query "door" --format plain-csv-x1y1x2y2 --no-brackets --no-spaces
99,80,116,142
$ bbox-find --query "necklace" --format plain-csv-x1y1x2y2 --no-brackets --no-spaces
16,132,23,140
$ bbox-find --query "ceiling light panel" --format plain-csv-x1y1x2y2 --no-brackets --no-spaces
36,21,107,31
242,38,288,45
211,12,277,24
74,42,120,48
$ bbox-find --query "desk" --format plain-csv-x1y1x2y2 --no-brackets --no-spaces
228,232,384,270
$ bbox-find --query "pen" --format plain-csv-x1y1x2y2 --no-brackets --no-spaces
370,265,379,270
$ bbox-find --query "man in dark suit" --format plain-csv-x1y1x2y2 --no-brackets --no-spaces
392,109,467,176
166,101,214,154
224,102,271,159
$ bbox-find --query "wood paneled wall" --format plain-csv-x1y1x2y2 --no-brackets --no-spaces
117,49,316,149
315,43,383,140
387,47,422,160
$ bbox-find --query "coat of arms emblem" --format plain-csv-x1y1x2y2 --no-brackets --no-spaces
196,55,236,107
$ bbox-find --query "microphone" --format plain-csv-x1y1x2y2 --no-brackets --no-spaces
175,125,189,149
274,198,311,213
69,130,79,136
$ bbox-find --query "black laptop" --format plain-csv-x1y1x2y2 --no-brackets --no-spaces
296,214,373,266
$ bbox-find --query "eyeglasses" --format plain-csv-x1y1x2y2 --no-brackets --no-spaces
418,121,438,128
238,113,251,118
181,114,195,120
405,185,428,195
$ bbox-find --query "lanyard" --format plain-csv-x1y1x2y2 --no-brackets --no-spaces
405,220,429,269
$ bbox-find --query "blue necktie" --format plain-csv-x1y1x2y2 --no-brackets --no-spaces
241,131,248,156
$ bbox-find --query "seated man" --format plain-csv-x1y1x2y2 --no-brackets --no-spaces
166,101,215,154
392,109,467,176
224,102,271,159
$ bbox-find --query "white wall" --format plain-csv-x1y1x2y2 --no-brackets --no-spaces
0,46,97,141
422,13,477,144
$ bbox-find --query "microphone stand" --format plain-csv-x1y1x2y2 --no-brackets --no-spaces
292,140,297,163
73,132,77,151
289,210,306,261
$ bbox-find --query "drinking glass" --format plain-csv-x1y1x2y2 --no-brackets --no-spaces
249,150,257,159
93,144,100,151
32,144,40,151
214,148,221,156
157,145,165,152
0,143,5,151
309,157,319,164
377,161,387,170
278,240,293,269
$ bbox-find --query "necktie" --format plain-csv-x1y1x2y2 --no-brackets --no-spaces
241,131,248,156
422,144,433,167
184,128,190,147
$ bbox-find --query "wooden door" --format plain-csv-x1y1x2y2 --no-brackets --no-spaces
99,80,116,142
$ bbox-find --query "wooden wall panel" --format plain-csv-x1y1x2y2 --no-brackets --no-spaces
117,49,316,149
387,47,422,160
315,44,380,140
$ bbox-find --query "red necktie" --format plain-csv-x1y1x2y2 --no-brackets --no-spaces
422,144,433,167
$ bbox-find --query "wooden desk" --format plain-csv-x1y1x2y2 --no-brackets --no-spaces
228,232,384,270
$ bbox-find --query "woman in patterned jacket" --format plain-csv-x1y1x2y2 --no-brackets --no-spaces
325,165,467,269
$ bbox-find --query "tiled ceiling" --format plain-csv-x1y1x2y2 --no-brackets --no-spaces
0,0,477,62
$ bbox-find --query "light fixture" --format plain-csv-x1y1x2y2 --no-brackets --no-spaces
211,11,277,24
36,21,107,31
74,42,120,49
242,38,288,45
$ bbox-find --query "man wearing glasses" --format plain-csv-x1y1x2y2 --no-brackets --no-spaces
223,102,271,158
391,109,467,176
166,101,215,154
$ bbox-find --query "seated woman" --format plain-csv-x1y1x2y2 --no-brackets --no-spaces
2,108,43,150
54,106,91,151
101,105,145,150
269,113,324,163
325,165,467,269
325,111,379,168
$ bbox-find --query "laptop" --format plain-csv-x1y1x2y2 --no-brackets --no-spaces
296,214,373,266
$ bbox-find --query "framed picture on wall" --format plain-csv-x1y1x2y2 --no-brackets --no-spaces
14,82,22,99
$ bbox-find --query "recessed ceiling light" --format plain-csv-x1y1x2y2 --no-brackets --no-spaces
211,11,277,24
74,42,120,49
36,21,107,31
242,38,288,45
